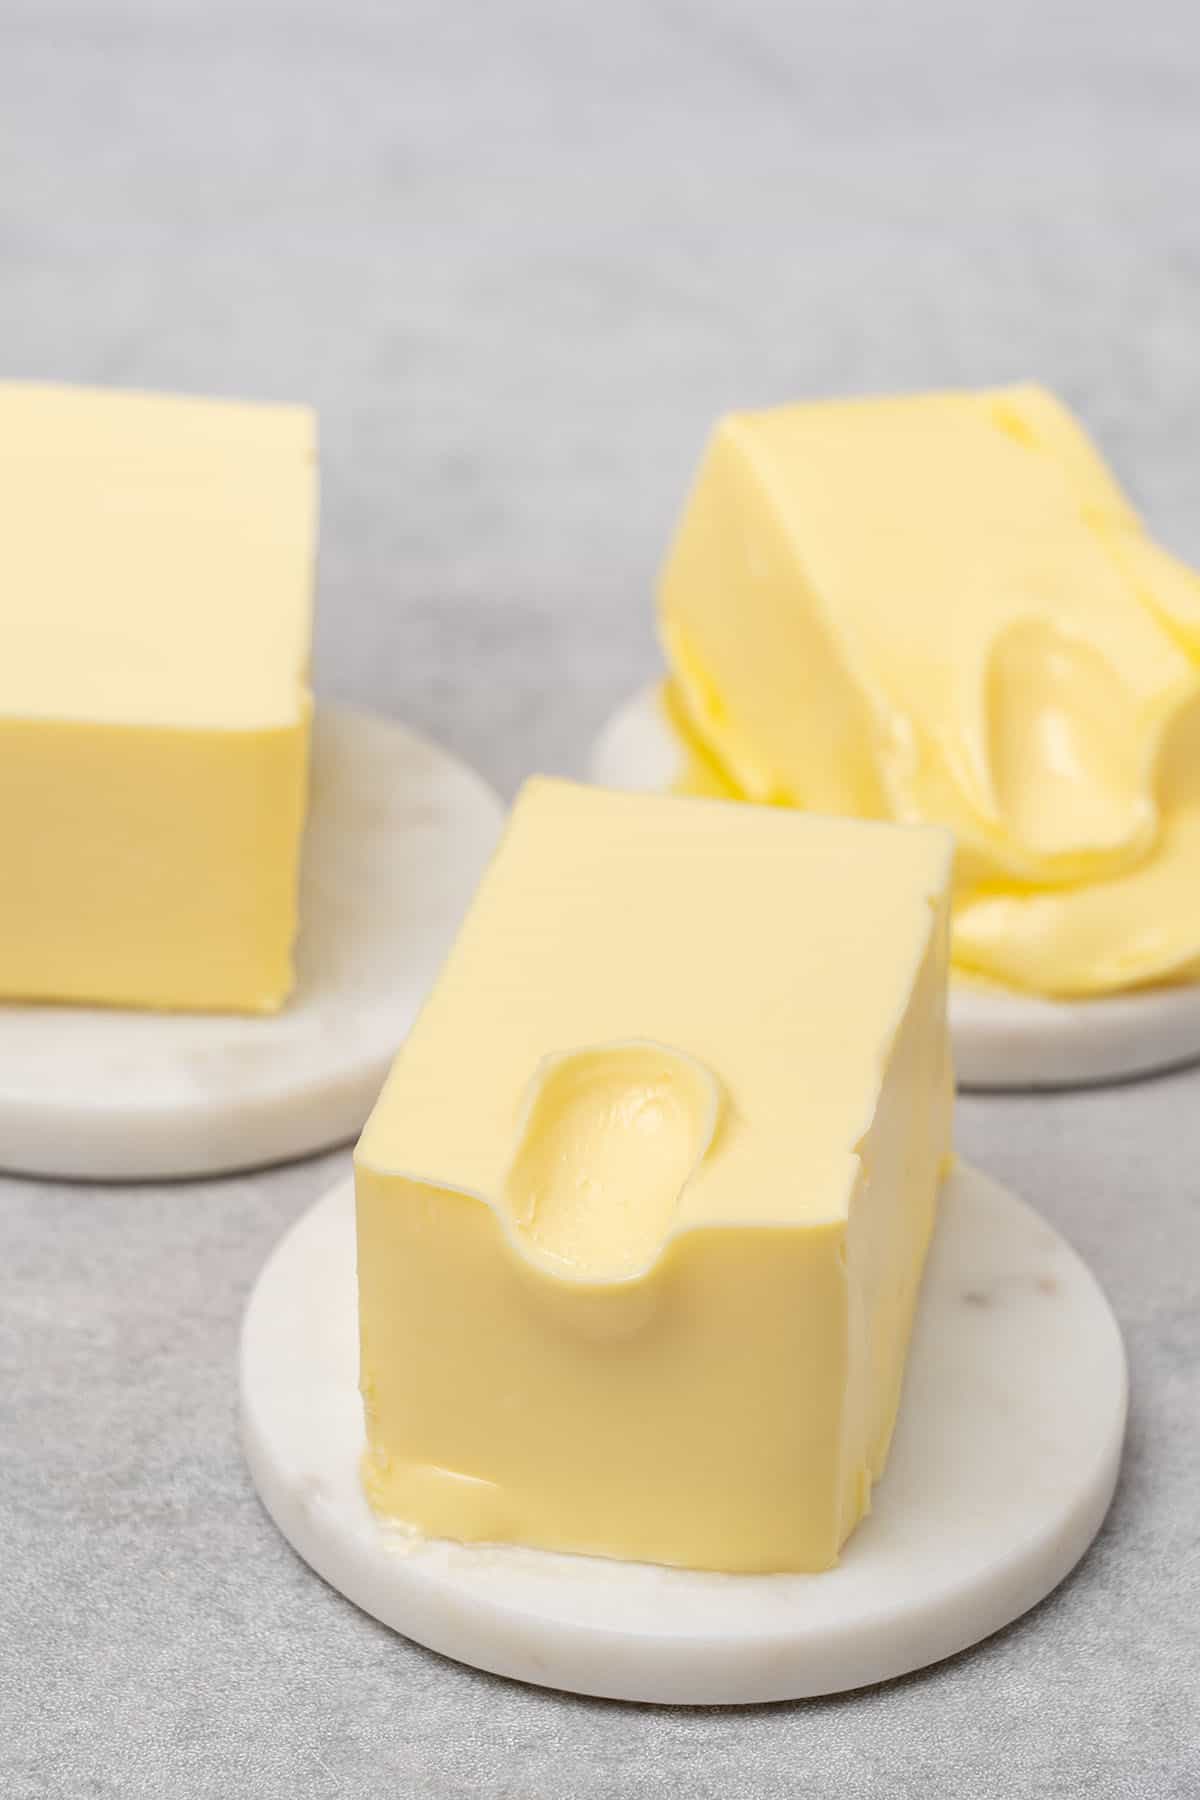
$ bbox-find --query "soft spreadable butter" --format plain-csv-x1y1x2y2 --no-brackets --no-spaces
0,383,315,1013
355,780,953,1574
659,384,1200,998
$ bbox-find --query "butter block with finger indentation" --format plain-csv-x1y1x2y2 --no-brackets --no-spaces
355,780,953,1573
659,385,1200,997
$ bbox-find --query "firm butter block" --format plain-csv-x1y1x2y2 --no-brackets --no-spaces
356,781,953,1574
0,383,316,1012
659,385,1200,997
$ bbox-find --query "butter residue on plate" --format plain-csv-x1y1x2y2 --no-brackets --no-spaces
658,383,1200,998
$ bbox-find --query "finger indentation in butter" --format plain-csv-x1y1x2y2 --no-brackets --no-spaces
506,1041,723,1281
982,618,1149,868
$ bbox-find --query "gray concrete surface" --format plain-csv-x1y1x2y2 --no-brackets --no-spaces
2,1,1199,1794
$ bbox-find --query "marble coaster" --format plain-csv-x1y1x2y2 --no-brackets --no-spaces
0,707,503,1181
240,1164,1126,1706
590,686,1200,1091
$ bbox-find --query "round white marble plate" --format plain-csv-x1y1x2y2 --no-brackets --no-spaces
240,1163,1126,1705
590,685,1200,1091
0,707,504,1182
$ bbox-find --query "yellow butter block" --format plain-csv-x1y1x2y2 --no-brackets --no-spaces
659,385,1200,997
0,383,316,1012
356,780,953,1574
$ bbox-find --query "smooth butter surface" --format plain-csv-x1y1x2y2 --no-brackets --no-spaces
659,384,1200,997
0,383,315,1012
356,780,953,1572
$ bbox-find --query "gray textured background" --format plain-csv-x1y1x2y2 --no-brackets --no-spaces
2,2,1199,1795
